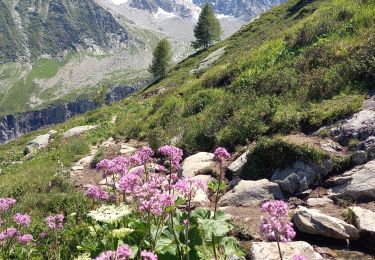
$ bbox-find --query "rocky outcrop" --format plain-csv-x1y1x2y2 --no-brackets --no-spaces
249,241,323,260
25,133,51,154
0,0,129,63
180,152,216,178
218,179,283,207
328,160,375,201
293,206,360,240
227,150,249,176
349,206,375,249
330,109,375,146
271,160,333,195
0,86,134,144
63,125,98,138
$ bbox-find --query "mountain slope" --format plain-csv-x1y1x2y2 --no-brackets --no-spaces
0,0,128,63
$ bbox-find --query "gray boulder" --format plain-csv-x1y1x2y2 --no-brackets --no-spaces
25,133,51,154
293,206,360,240
227,150,249,175
218,179,283,207
352,150,368,165
190,47,226,75
306,197,333,207
328,160,375,201
63,125,98,138
180,152,216,178
249,241,323,260
271,161,320,195
330,109,375,146
349,206,375,249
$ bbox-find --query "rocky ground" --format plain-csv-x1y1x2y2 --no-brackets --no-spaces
22,92,375,259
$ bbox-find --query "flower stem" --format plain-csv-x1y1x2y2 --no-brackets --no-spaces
276,233,283,260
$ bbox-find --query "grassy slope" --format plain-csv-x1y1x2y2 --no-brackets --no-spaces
0,0,374,231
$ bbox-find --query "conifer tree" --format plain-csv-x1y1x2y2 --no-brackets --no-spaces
192,4,222,49
149,38,172,79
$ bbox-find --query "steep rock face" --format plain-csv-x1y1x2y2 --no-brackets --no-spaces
192,0,286,19
0,0,129,63
0,86,134,143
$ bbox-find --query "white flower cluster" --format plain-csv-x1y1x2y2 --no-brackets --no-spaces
88,204,132,224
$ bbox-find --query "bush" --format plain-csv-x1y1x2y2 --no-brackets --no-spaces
241,137,329,180
306,94,363,127
183,89,225,117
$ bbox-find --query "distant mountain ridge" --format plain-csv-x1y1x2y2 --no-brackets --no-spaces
0,0,129,63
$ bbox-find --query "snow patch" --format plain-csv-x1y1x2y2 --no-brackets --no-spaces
154,8,176,19
111,0,128,5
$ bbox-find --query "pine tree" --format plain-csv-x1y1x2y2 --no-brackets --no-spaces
149,39,173,79
192,4,222,49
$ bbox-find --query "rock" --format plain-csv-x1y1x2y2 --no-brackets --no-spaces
249,241,323,260
293,206,360,240
306,197,333,207
352,150,368,165
190,175,213,207
180,152,216,178
349,206,375,249
330,109,375,146
227,150,249,175
328,160,375,200
271,161,319,195
190,47,226,75
63,125,97,138
218,179,283,207
48,130,58,137
119,144,137,155
25,133,51,154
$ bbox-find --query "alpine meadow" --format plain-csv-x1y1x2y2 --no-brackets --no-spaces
0,0,375,259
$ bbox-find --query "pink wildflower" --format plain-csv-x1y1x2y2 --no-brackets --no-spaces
116,244,133,259
13,213,31,227
117,168,143,194
96,250,115,260
17,234,33,244
136,146,154,164
0,198,16,212
291,256,307,260
174,178,208,199
213,147,230,163
158,145,183,171
260,200,296,242
39,232,47,238
141,250,158,260
46,214,64,230
86,185,110,201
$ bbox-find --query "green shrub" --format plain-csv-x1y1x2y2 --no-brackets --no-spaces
90,147,105,168
183,89,225,116
241,137,329,180
306,94,363,127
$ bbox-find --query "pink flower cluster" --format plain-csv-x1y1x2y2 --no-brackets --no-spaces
135,173,174,215
46,214,64,230
0,198,16,212
13,213,31,227
97,147,154,178
117,167,143,194
260,200,296,242
0,228,33,245
141,250,158,260
158,145,183,171
174,178,207,199
96,244,133,260
86,185,110,201
213,147,230,163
